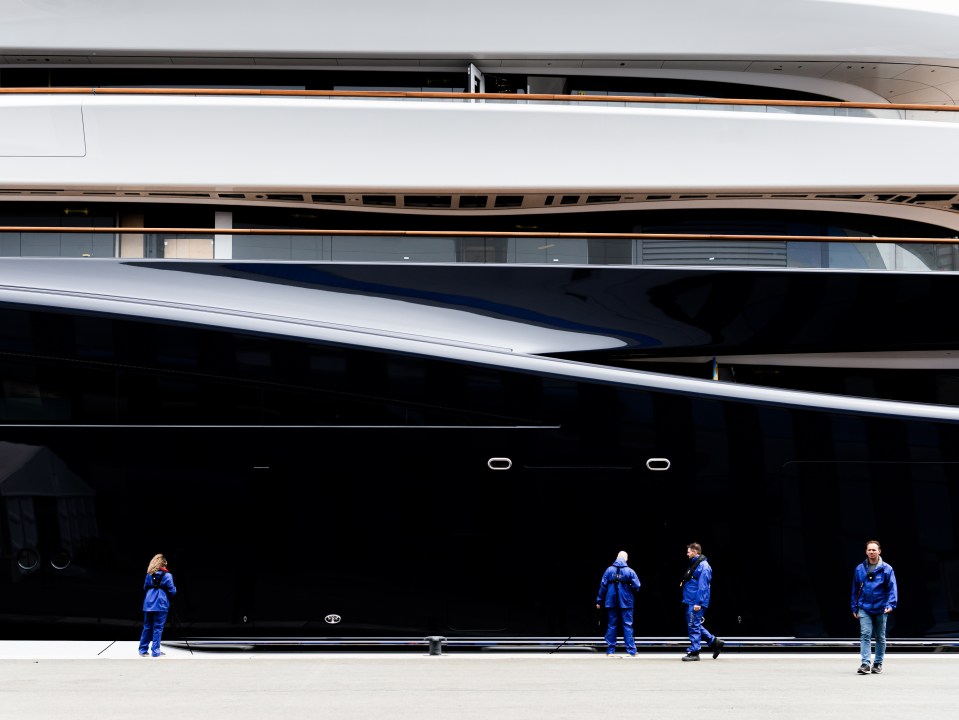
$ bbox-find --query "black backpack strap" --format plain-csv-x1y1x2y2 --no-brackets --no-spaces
681,556,704,586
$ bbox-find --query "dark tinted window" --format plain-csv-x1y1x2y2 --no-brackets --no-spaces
0,357,115,423
0,306,544,426
404,196,452,209
118,372,261,425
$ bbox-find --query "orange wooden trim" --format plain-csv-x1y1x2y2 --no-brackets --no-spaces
0,226,955,244
0,87,956,113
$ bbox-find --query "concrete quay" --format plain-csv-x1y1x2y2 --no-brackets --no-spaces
0,643,954,720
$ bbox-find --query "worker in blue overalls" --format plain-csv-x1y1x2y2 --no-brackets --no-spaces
681,543,724,661
139,553,177,657
595,550,641,657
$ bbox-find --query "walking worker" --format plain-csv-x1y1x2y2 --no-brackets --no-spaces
681,543,724,661
851,539,898,675
139,553,177,657
595,550,641,656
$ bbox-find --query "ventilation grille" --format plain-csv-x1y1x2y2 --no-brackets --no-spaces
638,240,788,267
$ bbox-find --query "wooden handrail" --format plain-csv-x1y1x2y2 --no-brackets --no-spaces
0,86,956,112
0,226,955,244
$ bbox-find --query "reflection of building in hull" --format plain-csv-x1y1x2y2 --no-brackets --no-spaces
0,442,98,576
2,1,959,642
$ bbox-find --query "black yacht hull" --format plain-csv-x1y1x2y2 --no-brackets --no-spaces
0,262,958,640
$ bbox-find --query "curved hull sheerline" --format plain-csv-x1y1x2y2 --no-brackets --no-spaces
3,257,959,373
1,258,959,418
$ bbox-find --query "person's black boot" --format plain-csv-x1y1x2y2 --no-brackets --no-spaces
682,652,700,662
711,638,725,659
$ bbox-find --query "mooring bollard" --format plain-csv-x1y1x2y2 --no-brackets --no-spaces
425,635,446,656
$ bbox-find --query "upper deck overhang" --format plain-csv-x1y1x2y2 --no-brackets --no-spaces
3,0,959,105
1,0,958,66
0,92,958,198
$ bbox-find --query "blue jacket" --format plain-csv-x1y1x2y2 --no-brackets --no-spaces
596,559,641,608
143,571,176,612
851,558,897,615
681,556,712,607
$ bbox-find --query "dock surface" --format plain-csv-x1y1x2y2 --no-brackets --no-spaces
0,643,953,719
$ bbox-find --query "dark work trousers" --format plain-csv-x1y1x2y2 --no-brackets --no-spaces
605,607,636,655
686,604,715,653
139,611,168,656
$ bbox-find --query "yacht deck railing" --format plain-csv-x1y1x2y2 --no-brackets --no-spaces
1,226,956,271
0,226,954,243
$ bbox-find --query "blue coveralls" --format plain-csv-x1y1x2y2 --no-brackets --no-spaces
139,570,176,656
682,556,716,654
596,558,641,655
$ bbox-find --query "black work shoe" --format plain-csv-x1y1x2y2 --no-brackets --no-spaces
857,663,870,674
711,638,725,659
682,652,700,662
871,663,882,674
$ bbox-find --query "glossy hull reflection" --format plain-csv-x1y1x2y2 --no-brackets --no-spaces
0,263,958,640
1,399,959,640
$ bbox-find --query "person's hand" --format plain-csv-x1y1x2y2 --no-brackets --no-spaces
853,612,858,619
693,605,701,611
884,607,892,614
595,604,600,610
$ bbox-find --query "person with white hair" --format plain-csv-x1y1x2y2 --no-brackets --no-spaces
595,550,641,657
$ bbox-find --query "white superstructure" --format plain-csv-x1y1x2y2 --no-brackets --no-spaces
0,0,957,266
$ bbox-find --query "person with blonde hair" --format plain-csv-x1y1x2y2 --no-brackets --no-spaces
138,553,177,657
